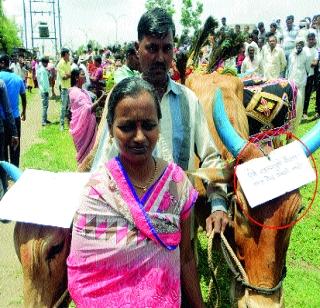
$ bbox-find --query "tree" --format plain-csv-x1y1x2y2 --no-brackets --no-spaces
0,0,22,54
145,0,175,17
180,0,203,36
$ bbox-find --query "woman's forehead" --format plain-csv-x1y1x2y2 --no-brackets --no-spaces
115,93,157,117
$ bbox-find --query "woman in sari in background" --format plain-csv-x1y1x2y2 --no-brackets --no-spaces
67,77,204,308
68,68,102,164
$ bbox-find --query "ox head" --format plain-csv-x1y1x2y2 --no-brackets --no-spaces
0,162,71,307
213,89,320,308
14,223,71,308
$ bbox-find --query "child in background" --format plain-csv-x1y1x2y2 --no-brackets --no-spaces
26,67,34,93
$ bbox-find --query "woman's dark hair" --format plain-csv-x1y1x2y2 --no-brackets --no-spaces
70,68,83,87
137,8,175,41
107,77,162,127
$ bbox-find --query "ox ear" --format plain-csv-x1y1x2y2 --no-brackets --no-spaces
187,165,233,183
212,88,247,158
0,161,22,182
300,121,320,157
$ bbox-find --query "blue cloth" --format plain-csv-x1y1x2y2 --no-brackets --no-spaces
0,71,25,118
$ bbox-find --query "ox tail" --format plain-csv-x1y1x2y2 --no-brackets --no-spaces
300,121,320,156
212,88,246,158
0,161,22,182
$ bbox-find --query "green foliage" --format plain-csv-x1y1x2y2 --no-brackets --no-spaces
145,0,175,16
0,0,22,54
180,0,203,36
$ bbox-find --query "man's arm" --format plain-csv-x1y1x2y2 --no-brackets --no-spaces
20,92,27,121
180,216,205,308
193,98,229,234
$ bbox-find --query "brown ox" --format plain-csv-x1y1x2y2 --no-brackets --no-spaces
187,74,319,307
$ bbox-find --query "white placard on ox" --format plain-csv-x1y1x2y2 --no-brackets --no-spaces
0,169,91,228
236,141,316,208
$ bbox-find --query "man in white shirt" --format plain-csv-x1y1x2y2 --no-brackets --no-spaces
92,8,228,235
10,54,27,84
310,14,320,49
241,44,263,76
282,15,299,64
261,35,287,79
303,32,319,119
287,40,309,124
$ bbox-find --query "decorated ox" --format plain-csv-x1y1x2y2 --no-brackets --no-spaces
192,89,320,307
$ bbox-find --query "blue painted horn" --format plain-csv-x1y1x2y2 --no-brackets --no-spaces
300,121,320,157
0,161,22,182
212,87,320,158
212,88,247,158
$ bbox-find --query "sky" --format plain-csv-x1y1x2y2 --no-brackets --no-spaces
3,0,320,54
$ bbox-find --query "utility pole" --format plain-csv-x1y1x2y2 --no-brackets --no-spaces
22,0,28,48
27,0,62,57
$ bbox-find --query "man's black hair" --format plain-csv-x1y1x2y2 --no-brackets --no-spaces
258,22,264,28
286,15,294,21
265,32,275,39
125,42,137,57
41,56,49,64
307,32,316,39
137,8,175,41
61,48,70,57
0,54,10,68
252,29,259,36
270,22,277,29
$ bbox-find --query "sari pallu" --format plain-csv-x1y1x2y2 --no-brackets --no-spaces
67,159,198,308
69,87,97,164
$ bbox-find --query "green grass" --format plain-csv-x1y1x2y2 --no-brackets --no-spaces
21,125,77,172
20,95,320,306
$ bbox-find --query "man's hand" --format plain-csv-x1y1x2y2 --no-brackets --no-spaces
206,210,230,235
11,136,19,150
21,111,26,121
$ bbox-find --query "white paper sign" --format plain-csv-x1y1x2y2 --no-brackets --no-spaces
236,141,316,208
0,169,91,228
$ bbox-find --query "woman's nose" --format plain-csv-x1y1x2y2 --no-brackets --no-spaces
134,127,146,142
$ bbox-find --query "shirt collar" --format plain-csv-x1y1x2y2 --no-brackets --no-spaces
166,75,182,96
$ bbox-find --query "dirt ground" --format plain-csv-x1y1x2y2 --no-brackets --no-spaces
0,92,60,307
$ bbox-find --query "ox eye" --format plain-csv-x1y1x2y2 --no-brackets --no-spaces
46,241,64,261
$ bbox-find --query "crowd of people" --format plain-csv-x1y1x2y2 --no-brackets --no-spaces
199,14,320,120
0,7,320,307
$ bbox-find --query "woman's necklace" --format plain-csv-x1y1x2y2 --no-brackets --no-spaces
132,157,157,192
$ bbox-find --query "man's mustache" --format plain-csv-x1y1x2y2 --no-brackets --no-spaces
150,62,166,70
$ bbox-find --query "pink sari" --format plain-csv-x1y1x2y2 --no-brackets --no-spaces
69,87,97,164
67,159,198,307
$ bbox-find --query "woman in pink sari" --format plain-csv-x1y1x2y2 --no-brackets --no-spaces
67,77,204,307
68,68,102,164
